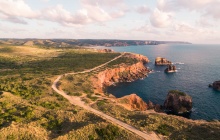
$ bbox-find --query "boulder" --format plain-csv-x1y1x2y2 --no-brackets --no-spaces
164,90,192,114
209,81,220,91
155,57,172,66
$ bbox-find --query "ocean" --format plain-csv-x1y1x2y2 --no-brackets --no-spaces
99,44,220,120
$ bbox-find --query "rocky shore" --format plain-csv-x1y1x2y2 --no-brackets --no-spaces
93,53,193,118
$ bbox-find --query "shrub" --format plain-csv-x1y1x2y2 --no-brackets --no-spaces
95,125,120,140
156,124,173,136
169,90,186,96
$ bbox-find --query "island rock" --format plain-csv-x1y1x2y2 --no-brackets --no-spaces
155,57,172,65
209,81,220,91
165,64,177,73
164,90,192,114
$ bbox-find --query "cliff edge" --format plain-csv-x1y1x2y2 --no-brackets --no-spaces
93,53,149,93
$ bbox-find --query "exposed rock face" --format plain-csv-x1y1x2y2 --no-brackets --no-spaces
165,64,177,73
117,94,148,111
155,57,172,65
209,81,220,91
93,53,150,93
124,53,150,64
164,90,192,114
96,62,149,91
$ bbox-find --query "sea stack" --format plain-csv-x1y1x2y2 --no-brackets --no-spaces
165,64,177,73
155,57,172,65
209,81,220,91
164,90,192,115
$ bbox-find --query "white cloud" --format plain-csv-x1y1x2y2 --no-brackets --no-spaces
81,0,125,7
41,5,89,26
0,0,39,23
157,0,220,19
150,8,173,28
0,0,126,25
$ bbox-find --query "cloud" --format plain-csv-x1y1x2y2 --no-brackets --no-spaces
204,1,220,19
150,8,173,28
157,0,220,19
81,0,125,7
41,5,89,26
135,5,151,14
0,0,126,26
79,0,127,22
0,0,39,18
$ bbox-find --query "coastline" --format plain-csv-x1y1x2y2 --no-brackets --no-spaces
91,50,218,122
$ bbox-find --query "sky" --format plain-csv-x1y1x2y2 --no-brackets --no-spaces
0,0,220,44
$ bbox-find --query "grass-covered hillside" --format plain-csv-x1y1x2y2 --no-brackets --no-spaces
0,44,143,139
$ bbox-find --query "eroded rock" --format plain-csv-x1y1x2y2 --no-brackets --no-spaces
164,90,192,114
155,57,172,66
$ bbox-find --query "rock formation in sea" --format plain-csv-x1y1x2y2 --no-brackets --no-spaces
164,90,192,115
165,64,177,73
117,94,148,111
209,81,220,91
155,57,172,65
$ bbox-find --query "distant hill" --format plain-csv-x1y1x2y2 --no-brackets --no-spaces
0,39,191,47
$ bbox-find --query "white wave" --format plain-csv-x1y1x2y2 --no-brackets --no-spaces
173,62,184,65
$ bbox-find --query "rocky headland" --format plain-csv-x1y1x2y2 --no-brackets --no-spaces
155,57,172,66
209,81,220,91
93,53,150,92
124,53,150,64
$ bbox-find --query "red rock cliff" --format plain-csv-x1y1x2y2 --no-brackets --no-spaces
117,93,148,111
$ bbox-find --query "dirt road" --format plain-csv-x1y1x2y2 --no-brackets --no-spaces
52,53,161,140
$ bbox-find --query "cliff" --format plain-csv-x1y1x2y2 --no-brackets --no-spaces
93,54,149,92
124,53,150,64
117,94,148,111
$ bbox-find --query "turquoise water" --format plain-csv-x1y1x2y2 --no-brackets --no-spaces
101,44,220,120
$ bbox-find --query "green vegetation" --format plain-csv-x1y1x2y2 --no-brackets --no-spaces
156,124,173,136
107,57,138,67
95,125,120,140
92,100,220,139
0,44,142,139
169,90,186,96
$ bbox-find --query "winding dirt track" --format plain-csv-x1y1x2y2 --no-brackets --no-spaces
52,53,161,140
